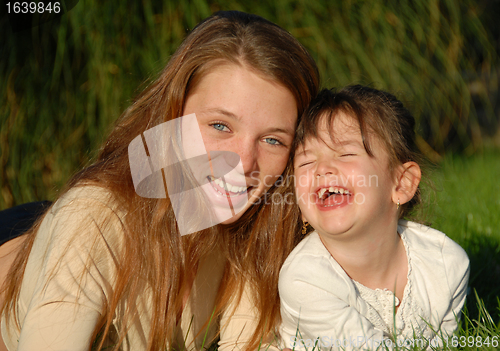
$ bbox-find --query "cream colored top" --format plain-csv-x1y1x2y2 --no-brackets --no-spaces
1,186,259,351
279,221,470,350
349,233,430,343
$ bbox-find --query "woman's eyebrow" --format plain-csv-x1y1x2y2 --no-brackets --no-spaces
267,126,295,135
201,108,240,120
201,108,294,135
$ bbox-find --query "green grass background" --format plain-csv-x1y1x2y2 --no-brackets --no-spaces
1,1,500,349
426,151,500,350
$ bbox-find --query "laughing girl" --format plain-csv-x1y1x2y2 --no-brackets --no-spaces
279,86,469,350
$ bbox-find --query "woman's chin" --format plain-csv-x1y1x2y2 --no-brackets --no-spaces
215,187,265,224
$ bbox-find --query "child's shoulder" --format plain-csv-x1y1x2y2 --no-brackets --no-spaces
281,231,333,272
398,220,469,277
399,220,467,256
285,231,330,258
280,232,353,301
399,220,470,313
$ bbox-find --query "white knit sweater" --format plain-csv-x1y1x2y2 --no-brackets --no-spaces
279,220,470,350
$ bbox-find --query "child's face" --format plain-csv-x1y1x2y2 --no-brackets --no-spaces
294,112,398,238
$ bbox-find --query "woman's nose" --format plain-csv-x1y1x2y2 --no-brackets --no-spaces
237,139,259,175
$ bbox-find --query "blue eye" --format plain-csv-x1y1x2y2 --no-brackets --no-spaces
211,123,230,132
264,138,281,146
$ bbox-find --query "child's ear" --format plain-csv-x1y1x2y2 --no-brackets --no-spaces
392,161,421,206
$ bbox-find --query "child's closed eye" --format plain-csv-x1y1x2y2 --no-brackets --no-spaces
296,161,314,168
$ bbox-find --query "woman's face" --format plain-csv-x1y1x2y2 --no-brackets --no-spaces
182,64,297,224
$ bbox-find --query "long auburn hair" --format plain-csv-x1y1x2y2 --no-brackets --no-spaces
1,11,319,351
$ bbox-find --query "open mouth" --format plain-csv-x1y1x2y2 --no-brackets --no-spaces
316,186,351,207
207,175,250,197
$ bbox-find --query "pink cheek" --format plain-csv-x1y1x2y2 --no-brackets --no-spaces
296,188,309,204
263,164,283,178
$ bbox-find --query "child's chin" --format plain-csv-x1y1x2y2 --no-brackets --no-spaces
316,219,352,236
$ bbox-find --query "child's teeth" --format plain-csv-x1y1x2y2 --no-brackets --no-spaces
318,186,351,198
318,188,327,198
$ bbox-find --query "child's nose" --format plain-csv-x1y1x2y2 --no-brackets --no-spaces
315,160,338,178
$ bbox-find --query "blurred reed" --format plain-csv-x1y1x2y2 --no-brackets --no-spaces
0,0,498,208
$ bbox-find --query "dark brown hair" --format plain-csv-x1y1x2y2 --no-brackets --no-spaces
293,85,424,218
2,11,319,351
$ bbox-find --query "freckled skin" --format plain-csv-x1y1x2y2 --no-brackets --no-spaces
183,64,297,223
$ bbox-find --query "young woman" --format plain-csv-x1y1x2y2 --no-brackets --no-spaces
0,11,319,351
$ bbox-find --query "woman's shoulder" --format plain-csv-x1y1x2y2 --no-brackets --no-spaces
23,184,129,295
37,184,127,251
50,184,125,222
51,184,124,215
3,185,131,351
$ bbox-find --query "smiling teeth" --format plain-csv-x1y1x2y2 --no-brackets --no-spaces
317,186,350,199
210,176,247,194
